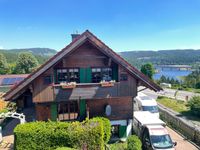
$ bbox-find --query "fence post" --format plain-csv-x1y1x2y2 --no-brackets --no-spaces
0,126,2,143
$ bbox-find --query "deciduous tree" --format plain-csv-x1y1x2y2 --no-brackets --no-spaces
15,52,39,74
0,53,9,74
141,63,155,79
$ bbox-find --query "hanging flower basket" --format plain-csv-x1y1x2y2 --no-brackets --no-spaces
100,80,115,87
60,82,76,89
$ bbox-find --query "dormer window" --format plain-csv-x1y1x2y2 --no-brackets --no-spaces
56,68,80,83
92,67,112,83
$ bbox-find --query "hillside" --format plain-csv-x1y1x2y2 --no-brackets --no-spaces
119,49,200,69
0,48,57,64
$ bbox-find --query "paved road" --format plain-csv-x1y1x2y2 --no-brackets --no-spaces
139,86,200,101
166,127,198,150
0,118,19,150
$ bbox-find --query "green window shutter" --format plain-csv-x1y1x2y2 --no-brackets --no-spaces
80,68,91,83
119,125,127,138
112,66,118,81
80,68,85,83
50,103,57,121
80,99,86,117
86,68,92,83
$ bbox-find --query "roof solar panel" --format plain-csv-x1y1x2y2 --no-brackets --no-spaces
16,77,24,82
1,77,25,85
2,78,10,85
8,78,16,84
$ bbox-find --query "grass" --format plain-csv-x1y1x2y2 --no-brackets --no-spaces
157,96,189,113
183,88,200,93
157,96,200,126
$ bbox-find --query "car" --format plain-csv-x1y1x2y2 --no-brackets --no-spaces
134,92,159,118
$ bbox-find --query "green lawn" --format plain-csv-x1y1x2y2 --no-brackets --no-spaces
183,88,200,93
157,96,200,126
157,96,189,113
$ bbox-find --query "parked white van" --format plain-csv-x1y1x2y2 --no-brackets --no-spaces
133,111,177,150
134,92,159,118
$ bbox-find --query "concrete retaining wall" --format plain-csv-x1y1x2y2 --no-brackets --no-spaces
158,104,200,146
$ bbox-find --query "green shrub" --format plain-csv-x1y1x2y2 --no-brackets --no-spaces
14,120,104,150
187,96,200,117
109,142,127,150
127,135,142,150
89,117,111,143
56,147,77,150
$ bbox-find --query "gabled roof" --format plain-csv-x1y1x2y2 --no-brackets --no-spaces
4,30,162,100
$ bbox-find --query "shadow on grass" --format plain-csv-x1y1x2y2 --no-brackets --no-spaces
177,110,200,123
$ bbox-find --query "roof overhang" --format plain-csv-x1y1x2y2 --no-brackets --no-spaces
4,30,162,101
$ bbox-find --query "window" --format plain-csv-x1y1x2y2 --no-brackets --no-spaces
92,67,112,83
120,73,128,81
68,68,79,82
58,101,78,121
111,125,119,138
92,68,102,83
102,68,112,81
43,76,52,84
56,68,80,83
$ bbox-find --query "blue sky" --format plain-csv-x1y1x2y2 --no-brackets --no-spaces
0,0,200,52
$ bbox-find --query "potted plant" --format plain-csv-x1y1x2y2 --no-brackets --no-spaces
60,82,76,89
100,80,115,87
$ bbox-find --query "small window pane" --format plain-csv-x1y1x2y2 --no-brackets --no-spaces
92,68,96,72
97,68,101,72
120,73,128,81
43,76,52,84
69,69,73,72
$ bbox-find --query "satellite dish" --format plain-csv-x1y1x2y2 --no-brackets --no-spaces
105,105,112,116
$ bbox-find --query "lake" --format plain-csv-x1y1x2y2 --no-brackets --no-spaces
153,70,192,80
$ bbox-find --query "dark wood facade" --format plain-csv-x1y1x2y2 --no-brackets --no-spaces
4,30,161,125
31,41,137,121
86,97,133,120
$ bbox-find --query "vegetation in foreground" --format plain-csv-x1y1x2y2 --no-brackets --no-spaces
14,116,142,150
108,135,142,150
14,117,108,150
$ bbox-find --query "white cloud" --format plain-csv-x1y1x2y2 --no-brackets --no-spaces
0,46,3,49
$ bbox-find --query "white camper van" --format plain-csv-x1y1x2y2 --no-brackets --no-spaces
133,111,177,150
134,92,159,118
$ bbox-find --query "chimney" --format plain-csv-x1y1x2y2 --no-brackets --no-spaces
71,33,80,41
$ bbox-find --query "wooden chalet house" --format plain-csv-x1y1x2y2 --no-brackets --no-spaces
4,30,162,138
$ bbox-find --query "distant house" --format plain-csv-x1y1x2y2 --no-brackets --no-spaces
3,30,162,138
0,74,29,93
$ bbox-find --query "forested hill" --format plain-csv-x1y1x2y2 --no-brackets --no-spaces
119,49,200,69
0,48,57,64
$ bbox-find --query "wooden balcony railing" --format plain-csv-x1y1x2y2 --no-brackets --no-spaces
52,81,135,101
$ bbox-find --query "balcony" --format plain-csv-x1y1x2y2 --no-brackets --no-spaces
53,82,123,101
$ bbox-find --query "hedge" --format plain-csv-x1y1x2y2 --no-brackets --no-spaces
14,119,104,150
89,117,111,143
127,135,142,150
56,147,77,150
